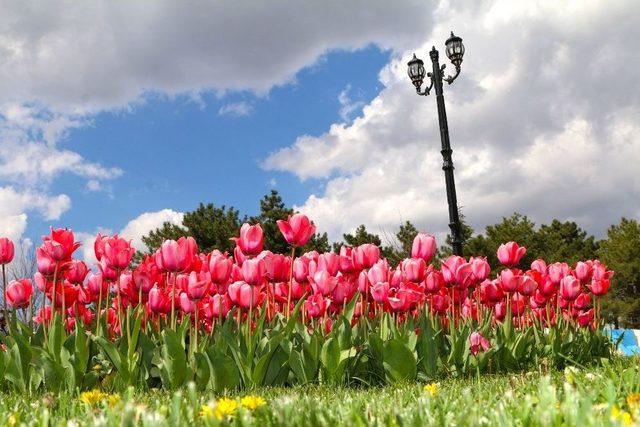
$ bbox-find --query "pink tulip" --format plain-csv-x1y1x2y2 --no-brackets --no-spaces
338,246,356,273
133,265,156,294
332,277,357,304
94,233,108,261
440,256,466,285
293,256,311,283
233,223,264,256
499,269,520,293
309,270,338,296
548,262,570,285
187,271,211,300
0,237,15,264
148,286,170,314
530,259,547,275
277,213,316,247
6,279,34,308
36,247,57,276
574,261,593,283
370,282,390,303
103,235,135,269
424,270,444,294
480,279,504,304
431,293,450,315
202,294,232,319
305,293,327,318
560,275,581,301
470,257,490,282
352,244,380,270
158,237,197,272
228,281,263,309
411,233,437,263
469,331,491,355
241,257,266,286
317,253,340,276
517,275,538,296
402,258,427,282
367,260,389,286
179,292,197,313
496,242,526,267
208,253,233,284
86,272,109,296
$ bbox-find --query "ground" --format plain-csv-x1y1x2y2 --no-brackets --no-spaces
1,357,639,426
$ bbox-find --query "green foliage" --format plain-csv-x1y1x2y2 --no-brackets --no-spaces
599,217,640,299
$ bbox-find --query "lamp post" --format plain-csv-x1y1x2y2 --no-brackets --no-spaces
407,32,466,256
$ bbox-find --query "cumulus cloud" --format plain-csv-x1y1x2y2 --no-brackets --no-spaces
265,0,640,241
0,0,431,241
120,209,185,252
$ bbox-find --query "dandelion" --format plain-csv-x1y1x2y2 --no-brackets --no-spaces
424,383,439,397
80,389,106,406
199,402,216,419
611,406,634,426
107,394,121,408
7,414,17,427
241,395,266,410
215,398,238,419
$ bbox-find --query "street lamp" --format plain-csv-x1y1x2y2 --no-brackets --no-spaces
407,32,466,256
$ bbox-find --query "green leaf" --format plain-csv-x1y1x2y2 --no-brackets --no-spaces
383,338,417,383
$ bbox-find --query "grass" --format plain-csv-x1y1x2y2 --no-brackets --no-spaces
1,357,639,426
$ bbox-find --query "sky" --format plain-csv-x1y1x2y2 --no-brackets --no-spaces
1,0,639,262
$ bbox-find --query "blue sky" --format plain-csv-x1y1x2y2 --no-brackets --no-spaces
33,46,390,242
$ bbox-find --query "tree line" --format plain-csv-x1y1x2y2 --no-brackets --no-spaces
141,191,640,327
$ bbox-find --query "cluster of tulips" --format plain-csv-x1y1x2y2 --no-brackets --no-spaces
0,213,613,347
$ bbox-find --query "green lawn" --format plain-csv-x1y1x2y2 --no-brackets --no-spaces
1,357,639,426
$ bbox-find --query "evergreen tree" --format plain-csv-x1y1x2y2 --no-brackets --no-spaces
599,217,640,299
535,219,598,263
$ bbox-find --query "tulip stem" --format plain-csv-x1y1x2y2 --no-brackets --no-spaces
170,272,176,330
96,285,103,338
2,264,7,325
286,246,296,319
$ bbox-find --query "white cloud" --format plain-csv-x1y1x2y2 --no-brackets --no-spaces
120,209,185,252
218,102,254,117
338,85,365,123
265,0,640,241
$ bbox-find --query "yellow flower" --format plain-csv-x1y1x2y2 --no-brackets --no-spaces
612,406,634,426
215,398,238,419
7,414,17,427
79,389,106,406
241,395,266,410
627,393,640,410
199,403,216,419
107,394,121,408
92,364,102,371
424,383,439,397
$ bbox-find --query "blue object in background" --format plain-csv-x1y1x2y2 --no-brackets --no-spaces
606,329,640,356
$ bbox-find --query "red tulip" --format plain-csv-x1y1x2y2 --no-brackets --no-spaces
333,277,357,304
202,294,232,319
496,242,526,267
411,233,437,263
338,246,356,273
42,228,80,261
430,292,450,315
480,279,504,304
187,271,211,300
0,237,15,264
469,331,491,355
133,264,156,294
305,293,328,318
241,257,266,286
573,292,591,310
6,279,33,308
103,235,135,269
233,223,264,256
228,281,263,309
538,275,556,296
265,253,291,282
560,275,581,301
589,278,610,296
94,233,109,261
86,272,109,296
208,252,233,284
275,280,306,302
277,213,316,247
148,286,170,314
402,258,427,283
576,309,594,327
517,275,538,296
98,257,119,281
65,260,89,284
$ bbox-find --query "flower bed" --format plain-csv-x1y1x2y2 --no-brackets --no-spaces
0,214,615,392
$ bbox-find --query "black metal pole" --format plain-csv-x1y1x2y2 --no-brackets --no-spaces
429,47,463,256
